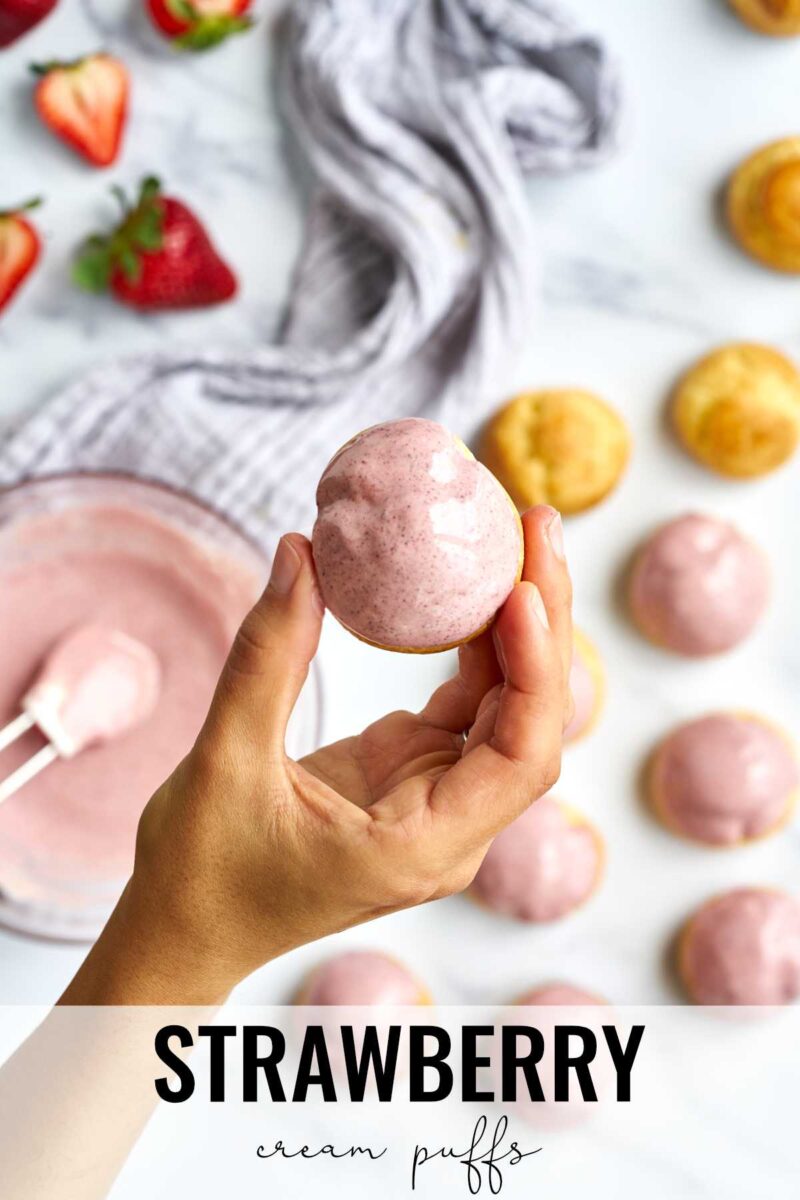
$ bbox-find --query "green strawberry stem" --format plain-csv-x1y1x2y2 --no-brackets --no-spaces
0,198,43,219
174,14,254,52
30,54,104,75
73,177,165,293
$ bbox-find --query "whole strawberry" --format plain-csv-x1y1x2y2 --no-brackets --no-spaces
73,176,237,309
0,199,42,315
33,53,129,168
147,0,253,51
0,0,58,49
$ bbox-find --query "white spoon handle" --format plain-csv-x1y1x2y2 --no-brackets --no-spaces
0,711,35,754
0,744,59,805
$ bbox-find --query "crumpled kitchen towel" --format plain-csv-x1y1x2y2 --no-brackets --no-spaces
0,0,620,549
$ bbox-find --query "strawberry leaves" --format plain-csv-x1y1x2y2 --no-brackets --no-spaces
73,177,164,293
175,14,252,50
0,197,43,220
166,1,252,51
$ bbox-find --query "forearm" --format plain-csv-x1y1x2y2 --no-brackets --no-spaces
59,880,237,1007
1,881,233,1200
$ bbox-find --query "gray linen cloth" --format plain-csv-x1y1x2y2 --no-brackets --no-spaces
0,0,620,549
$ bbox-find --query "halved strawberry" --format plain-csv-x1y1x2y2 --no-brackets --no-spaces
33,53,129,168
0,0,58,49
146,0,253,51
0,199,42,315
73,176,237,310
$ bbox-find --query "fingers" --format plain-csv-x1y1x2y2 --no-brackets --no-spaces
430,580,566,838
520,505,573,688
489,579,565,764
429,508,573,841
204,533,324,752
418,630,503,733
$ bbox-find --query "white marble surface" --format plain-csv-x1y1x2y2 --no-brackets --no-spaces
0,0,798,1007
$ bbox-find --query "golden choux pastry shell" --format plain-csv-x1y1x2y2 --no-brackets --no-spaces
728,137,800,272
727,0,800,36
479,389,630,516
672,342,800,477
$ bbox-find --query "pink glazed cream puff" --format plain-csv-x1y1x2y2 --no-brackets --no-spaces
565,628,605,743
312,419,524,652
650,713,798,846
679,888,800,1006
470,796,604,923
505,983,610,1129
628,513,769,656
295,950,431,1006
516,983,607,1006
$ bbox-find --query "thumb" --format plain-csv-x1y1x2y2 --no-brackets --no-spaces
206,533,324,751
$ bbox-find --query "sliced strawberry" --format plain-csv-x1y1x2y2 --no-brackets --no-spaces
0,0,58,49
0,199,42,314
33,53,129,168
73,176,237,310
147,0,253,51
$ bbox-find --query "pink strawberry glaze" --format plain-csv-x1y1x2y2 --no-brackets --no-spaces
312,419,522,650
302,951,424,1006
629,513,769,656
0,505,258,896
682,888,800,1005
653,714,797,845
518,984,606,1006
471,796,601,923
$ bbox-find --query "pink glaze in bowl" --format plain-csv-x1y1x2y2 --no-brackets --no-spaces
0,474,321,941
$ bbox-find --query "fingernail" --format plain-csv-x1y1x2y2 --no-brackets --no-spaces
529,585,549,628
269,536,301,595
546,511,566,561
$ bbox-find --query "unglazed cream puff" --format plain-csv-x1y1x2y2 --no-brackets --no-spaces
672,343,800,478
295,950,431,1006
312,419,523,653
479,389,630,516
728,0,800,36
565,627,605,743
649,713,798,846
727,137,800,272
678,888,800,1005
470,795,604,923
628,513,769,656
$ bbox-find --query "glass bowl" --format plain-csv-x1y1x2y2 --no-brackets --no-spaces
0,474,322,941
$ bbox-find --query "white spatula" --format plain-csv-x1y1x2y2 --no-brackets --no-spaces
0,624,161,804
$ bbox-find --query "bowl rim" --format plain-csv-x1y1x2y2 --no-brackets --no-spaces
0,468,269,565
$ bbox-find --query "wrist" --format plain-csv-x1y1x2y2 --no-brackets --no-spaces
59,880,240,1006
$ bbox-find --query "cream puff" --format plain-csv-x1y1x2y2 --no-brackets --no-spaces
727,137,800,272
728,0,800,37
312,419,523,653
679,888,800,1005
296,950,430,1006
479,388,630,516
628,513,769,656
470,795,604,923
516,983,607,1006
565,628,605,743
672,343,800,478
650,713,798,846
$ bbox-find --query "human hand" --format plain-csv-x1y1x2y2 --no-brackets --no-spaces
62,505,572,1005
